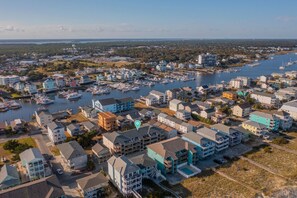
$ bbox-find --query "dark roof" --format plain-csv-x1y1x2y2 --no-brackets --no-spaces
237,103,251,109
116,97,134,103
0,175,64,198
98,98,116,106
0,164,19,184
47,122,64,131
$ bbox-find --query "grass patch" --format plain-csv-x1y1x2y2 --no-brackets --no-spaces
245,146,297,179
172,170,256,198
219,160,287,195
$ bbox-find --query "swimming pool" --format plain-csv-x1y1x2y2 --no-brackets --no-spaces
180,167,194,175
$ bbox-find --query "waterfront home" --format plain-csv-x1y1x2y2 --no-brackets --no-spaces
103,126,166,156
108,155,142,196
196,127,229,152
182,132,215,159
79,106,98,118
169,99,183,112
92,97,134,113
229,78,243,89
273,110,293,130
24,82,37,94
250,91,279,107
166,88,180,100
0,75,20,86
211,124,242,146
19,148,45,180
175,110,191,121
66,123,81,136
129,153,158,179
76,173,109,198
276,87,297,100
42,78,57,92
145,90,168,106
9,119,26,132
55,77,66,88
57,141,88,170
280,100,297,120
198,53,217,66
0,164,20,190
98,111,117,131
147,137,200,178
11,82,25,92
242,120,267,135
47,122,66,144
92,143,111,164
0,175,64,198
157,113,193,133
80,75,93,85
249,111,280,131
232,103,251,117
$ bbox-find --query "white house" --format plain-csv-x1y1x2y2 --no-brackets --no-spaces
169,99,182,112
35,110,53,127
47,122,66,144
19,148,45,180
57,141,88,170
280,100,297,120
108,155,142,196
250,91,279,107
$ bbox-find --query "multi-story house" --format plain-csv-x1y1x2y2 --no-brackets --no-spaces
42,78,57,92
211,124,242,146
273,110,293,130
92,97,134,113
103,126,166,156
182,132,215,159
175,110,191,121
57,141,88,170
147,137,200,177
157,113,193,133
250,91,279,107
196,127,229,152
129,153,158,179
47,122,66,144
242,120,267,135
98,111,117,131
169,99,183,112
166,88,180,100
66,123,81,136
280,100,297,120
55,77,66,88
145,90,168,106
76,173,109,198
249,111,280,131
222,91,237,100
19,148,45,180
35,110,53,127
198,53,217,66
232,103,251,117
24,82,37,94
92,143,111,164
108,155,142,196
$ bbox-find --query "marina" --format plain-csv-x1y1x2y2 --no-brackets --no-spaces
1,52,297,122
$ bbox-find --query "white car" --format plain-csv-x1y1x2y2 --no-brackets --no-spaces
56,169,64,175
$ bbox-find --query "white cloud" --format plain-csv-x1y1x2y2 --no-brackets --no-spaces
0,25,24,32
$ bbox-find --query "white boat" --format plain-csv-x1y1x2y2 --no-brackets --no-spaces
248,62,260,67
37,98,54,105
66,92,82,100
287,59,294,66
0,103,9,112
6,101,22,109
279,66,285,70
131,86,140,91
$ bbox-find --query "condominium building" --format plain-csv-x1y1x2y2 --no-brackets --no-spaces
98,111,117,131
158,113,193,133
145,90,168,106
196,127,229,152
211,124,242,146
198,53,217,66
103,126,166,156
19,148,45,180
169,99,183,112
280,100,297,120
273,110,293,130
222,91,237,100
147,137,200,177
42,78,57,92
242,120,267,135
250,91,279,107
249,111,280,131
92,97,134,113
35,109,53,127
182,132,215,159
108,155,142,196
0,75,20,86
175,110,191,121
232,103,251,117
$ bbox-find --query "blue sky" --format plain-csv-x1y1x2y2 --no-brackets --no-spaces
0,0,296,39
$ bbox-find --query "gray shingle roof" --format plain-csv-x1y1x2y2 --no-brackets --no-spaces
19,148,43,164
108,155,140,175
76,173,108,191
47,122,64,131
0,164,19,185
57,141,86,160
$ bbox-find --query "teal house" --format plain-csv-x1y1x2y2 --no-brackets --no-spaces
249,111,280,131
147,137,200,177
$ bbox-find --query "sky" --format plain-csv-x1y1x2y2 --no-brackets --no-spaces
0,0,297,39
